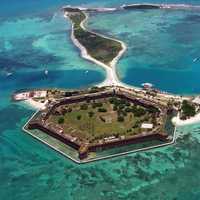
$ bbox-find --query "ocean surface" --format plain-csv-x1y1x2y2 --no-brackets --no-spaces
88,8,200,95
1,0,200,199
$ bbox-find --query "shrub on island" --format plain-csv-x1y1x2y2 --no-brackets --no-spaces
118,116,124,122
80,104,88,110
58,117,64,124
77,115,82,120
98,108,107,112
92,102,103,108
88,111,94,118
181,100,196,119
133,107,146,117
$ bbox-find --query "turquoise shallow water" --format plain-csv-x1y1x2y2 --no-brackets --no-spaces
1,0,200,199
88,9,200,94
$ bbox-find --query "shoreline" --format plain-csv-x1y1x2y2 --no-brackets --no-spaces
172,113,200,126
63,3,200,12
64,12,127,87
22,87,177,164
24,99,47,110
13,4,200,165
63,11,186,100
62,6,199,128
62,3,200,92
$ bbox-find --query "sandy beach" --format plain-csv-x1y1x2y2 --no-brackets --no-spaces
172,113,200,126
24,99,48,110
63,9,190,116
64,12,127,87
64,11,181,98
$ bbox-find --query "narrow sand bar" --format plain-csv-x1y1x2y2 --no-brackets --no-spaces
24,99,47,110
64,11,127,87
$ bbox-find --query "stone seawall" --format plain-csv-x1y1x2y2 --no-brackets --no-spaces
88,133,168,152
27,120,168,160
26,89,168,160
28,122,81,150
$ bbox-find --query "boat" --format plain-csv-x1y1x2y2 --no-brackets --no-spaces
193,57,200,62
85,70,89,74
44,69,48,76
141,82,153,89
6,72,13,77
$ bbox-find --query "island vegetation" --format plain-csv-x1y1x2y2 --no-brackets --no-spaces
65,8,123,66
15,3,200,162
20,86,176,161
180,100,196,120
48,97,158,143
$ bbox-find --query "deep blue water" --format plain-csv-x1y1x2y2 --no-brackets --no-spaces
0,70,104,91
119,65,200,95
1,1,200,199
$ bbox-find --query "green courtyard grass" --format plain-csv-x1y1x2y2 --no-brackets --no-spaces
48,98,155,143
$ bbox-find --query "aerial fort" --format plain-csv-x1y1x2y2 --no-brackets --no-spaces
12,4,200,163
13,86,180,163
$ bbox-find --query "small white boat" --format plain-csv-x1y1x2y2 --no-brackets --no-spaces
85,70,89,74
6,72,13,77
193,57,200,62
44,69,48,76
141,82,153,88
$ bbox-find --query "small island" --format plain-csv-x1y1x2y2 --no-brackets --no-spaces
122,4,161,10
12,4,200,163
14,86,178,163
180,100,197,120
63,7,124,67
13,85,200,163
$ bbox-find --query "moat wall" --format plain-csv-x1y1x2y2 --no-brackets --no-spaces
27,89,169,160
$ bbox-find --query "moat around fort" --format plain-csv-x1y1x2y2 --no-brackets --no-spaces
14,86,178,163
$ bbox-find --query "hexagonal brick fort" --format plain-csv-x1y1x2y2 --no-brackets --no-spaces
26,87,173,160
